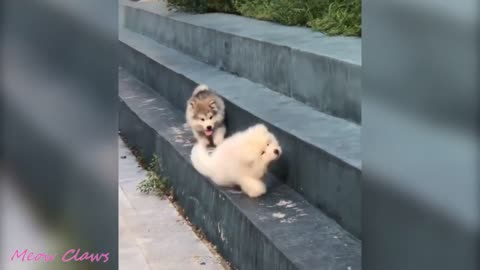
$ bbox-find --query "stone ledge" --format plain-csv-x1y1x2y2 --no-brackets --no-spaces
120,28,361,237
121,2,361,123
119,68,361,270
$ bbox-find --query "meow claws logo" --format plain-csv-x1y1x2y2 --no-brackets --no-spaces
11,248,110,263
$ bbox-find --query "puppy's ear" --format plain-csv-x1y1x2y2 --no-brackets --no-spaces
189,100,195,108
208,100,217,110
245,160,255,168
248,124,269,137
236,143,262,166
241,154,258,167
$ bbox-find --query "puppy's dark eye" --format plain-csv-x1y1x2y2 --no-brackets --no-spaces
201,118,205,121
261,151,265,155
209,116,213,120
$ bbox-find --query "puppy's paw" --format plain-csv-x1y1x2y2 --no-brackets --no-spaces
213,128,226,146
240,178,266,198
213,133,225,146
196,137,211,148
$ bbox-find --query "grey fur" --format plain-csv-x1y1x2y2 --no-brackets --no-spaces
186,84,226,147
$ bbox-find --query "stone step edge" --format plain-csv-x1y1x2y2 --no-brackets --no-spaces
120,28,362,237
121,2,362,123
121,0,361,66
119,68,361,270
119,27,361,170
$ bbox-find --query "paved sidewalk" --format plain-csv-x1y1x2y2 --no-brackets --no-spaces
119,138,226,270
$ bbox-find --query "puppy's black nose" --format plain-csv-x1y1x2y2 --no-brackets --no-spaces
206,125,213,131
274,149,280,155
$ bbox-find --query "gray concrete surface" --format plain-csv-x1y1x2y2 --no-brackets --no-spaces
120,0,170,27
121,1,361,123
119,69,361,270
119,29,362,237
119,138,226,270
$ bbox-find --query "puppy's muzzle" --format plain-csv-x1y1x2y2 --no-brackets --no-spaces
274,149,280,155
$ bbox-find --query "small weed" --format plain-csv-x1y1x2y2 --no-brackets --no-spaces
136,155,170,198
130,147,149,169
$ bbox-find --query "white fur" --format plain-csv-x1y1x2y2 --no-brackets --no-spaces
193,84,209,95
191,124,282,198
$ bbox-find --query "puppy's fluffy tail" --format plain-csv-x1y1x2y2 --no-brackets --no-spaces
190,143,216,179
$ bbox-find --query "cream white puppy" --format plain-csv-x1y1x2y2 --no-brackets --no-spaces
190,124,282,198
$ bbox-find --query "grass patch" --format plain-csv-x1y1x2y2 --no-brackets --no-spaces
136,155,170,198
166,0,361,36
308,0,361,36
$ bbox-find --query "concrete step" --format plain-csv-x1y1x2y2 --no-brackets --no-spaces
119,68,361,270
121,1,361,123
120,28,361,238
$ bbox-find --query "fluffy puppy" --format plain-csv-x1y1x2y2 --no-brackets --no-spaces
190,124,282,198
186,84,226,147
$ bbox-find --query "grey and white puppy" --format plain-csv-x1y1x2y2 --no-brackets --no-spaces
186,84,226,147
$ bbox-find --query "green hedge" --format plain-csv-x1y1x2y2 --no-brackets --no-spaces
166,0,361,36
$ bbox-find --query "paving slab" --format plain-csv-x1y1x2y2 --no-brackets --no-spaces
119,138,226,270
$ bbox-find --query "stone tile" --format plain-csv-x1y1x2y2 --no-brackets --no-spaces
118,137,226,270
